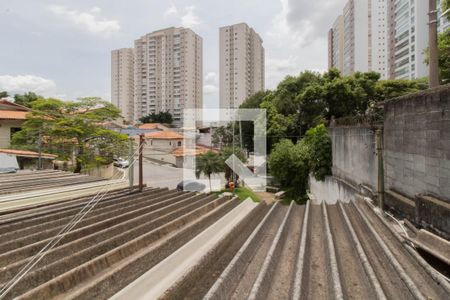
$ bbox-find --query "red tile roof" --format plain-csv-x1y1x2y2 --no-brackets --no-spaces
144,131,184,140
0,148,57,159
171,145,218,157
0,110,29,120
139,123,159,130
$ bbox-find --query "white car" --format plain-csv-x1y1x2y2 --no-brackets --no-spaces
113,158,130,168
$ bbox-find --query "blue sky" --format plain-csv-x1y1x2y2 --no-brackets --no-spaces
0,0,346,108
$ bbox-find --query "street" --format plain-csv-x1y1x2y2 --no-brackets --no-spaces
132,159,226,191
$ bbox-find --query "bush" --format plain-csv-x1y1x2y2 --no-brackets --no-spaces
268,139,310,198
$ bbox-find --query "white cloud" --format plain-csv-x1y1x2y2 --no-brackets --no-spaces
204,72,218,96
204,72,218,85
268,0,346,46
0,75,58,97
48,5,120,37
90,7,102,14
204,85,219,95
181,6,201,28
164,3,179,18
264,0,345,89
164,4,201,28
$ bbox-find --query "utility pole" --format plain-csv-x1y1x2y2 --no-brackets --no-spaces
376,129,385,212
37,131,42,170
138,134,144,192
128,138,134,192
238,114,243,150
428,0,439,87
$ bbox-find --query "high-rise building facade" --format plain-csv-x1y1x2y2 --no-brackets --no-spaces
328,15,345,71
111,48,134,123
134,27,202,125
219,23,265,109
339,0,388,78
387,0,428,79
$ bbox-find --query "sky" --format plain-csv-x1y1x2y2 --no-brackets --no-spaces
0,0,346,108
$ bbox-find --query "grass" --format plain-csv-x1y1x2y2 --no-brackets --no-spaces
213,187,262,202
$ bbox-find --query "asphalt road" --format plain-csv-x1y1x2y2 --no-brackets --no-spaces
132,160,225,191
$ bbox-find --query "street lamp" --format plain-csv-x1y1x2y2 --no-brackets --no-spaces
428,1,450,88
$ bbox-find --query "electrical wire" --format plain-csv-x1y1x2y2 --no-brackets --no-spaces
0,141,145,299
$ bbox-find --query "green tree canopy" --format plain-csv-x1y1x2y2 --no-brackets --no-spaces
0,91,8,98
268,124,332,200
12,97,128,173
139,111,173,124
443,0,450,21
268,139,310,198
438,28,450,83
14,92,42,108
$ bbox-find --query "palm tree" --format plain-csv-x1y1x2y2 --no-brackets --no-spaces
195,151,223,192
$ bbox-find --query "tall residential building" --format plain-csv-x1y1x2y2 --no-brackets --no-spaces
134,27,202,125
339,0,388,78
219,23,265,109
387,0,428,80
111,48,134,123
328,15,345,71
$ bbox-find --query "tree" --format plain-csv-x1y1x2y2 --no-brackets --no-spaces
0,91,8,98
437,28,450,83
12,97,128,173
14,92,42,108
301,124,332,181
240,90,269,109
443,0,450,21
212,123,238,149
139,111,173,124
195,151,223,192
268,139,310,198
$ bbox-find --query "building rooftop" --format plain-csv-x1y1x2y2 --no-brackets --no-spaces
0,110,29,120
144,130,184,140
0,148,57,159
171,145,217,157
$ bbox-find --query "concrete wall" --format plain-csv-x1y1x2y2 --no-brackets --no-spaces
384,85,450,202
0,120,23,148
329,126,377,190
312,86,450,237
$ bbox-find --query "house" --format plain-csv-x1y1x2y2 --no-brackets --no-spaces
171,145,218,168
0,100,30,148
136,130,184,165
0,148,57,170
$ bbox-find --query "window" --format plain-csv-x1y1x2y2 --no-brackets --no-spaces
10,127,21,140
177,141,182,147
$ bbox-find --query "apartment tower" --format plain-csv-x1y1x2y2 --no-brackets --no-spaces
219,23,265,109
111,48,134,123
133,27,202,125
328,15,345,71
387,0,428,79
339,0,388,78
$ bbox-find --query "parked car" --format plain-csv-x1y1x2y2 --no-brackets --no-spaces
113,158,130,168
176,180,206,192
